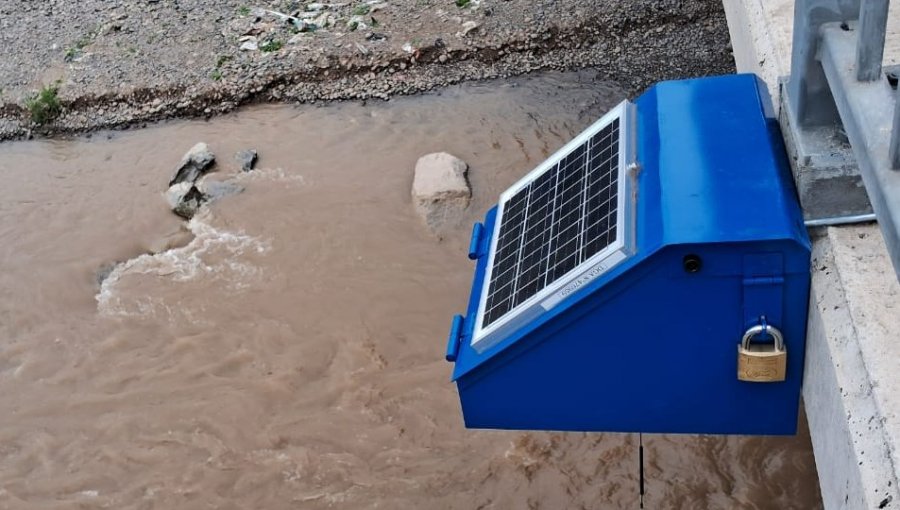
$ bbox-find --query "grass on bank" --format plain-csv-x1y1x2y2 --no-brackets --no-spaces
25,84,62,125
259,39,284,52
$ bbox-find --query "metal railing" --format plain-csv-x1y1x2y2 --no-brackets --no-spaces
785,0,900,279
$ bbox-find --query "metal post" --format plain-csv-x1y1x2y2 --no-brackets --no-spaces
892,86,900,169
787,0,858,127
856,0,890,81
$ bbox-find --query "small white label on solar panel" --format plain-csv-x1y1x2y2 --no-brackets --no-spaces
471,100,637,352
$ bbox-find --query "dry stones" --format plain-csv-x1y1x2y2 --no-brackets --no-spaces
411,152,471,233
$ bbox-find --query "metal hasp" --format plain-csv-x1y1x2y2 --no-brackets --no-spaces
445,74,811,435
782,0,900,280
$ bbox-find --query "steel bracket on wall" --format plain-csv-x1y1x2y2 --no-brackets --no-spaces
781,0,900,279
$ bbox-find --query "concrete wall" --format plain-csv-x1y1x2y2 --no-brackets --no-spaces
723,1,900,508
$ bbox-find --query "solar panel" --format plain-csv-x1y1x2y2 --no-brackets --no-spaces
472,101,636,351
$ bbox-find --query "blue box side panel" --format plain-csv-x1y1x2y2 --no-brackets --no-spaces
457,242,809,435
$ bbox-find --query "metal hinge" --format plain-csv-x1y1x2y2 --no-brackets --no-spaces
468,222,487,260
445,314,465,362
742,253,785,332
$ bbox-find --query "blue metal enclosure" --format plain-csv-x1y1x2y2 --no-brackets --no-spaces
445,74,811,435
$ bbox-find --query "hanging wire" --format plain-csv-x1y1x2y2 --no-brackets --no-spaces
639,433,645,509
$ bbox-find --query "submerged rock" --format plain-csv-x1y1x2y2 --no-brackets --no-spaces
199,179,245,201
235,149,258,172
411,152,471,233
95,261,121,286
144,227,195,254
169,142,215,186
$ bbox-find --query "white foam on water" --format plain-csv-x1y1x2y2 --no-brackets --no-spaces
233,167,306,184
96,210,270,317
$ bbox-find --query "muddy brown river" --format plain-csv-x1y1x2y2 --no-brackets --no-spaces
0,71,822,509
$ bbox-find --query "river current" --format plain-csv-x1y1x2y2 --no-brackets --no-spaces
0,70,822,509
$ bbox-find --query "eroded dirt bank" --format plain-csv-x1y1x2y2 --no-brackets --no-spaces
0,0,733,140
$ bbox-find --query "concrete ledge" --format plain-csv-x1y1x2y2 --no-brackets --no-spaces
806,226,900,509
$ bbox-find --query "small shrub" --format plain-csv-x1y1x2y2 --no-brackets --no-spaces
352,4,370,15
237,6,251,16
455,0,470,7
210,69,223,81
25,84,62,125
259,40,284,52
63,28,99,62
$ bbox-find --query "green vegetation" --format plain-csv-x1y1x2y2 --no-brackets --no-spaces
455,0,471,7
352,4,371,15
237,6,251,16
25,84,62,125
64,30,98,62
211,54,231,80
348,20,359,31
259,40,284,52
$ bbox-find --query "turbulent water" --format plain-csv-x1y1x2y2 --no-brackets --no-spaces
0,71,822,509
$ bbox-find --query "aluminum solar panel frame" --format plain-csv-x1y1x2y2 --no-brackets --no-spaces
444,74,812,436
473,101,637,352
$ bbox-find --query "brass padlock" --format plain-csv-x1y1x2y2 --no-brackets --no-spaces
737,324,786,382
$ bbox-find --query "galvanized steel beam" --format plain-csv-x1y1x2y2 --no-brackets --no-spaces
819,23,900,276
857,0,890,82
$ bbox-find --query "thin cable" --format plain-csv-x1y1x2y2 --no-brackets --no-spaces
639,433,645,509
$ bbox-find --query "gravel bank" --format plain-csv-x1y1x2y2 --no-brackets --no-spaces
0,0,734,140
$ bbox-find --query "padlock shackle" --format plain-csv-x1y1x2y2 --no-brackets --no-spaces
741,324,785,351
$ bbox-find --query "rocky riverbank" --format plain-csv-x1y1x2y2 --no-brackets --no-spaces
0,0,733,140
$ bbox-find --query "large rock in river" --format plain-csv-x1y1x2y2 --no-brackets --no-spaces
169,142,215,186
235,149,258,172
165,182,206,219
411,152,471,233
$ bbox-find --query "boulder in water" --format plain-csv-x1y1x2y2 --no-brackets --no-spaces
411,152,471,233
235,149,258,172
166,182,207,219
169,142,215,186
